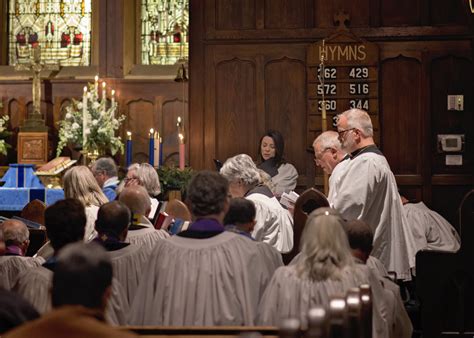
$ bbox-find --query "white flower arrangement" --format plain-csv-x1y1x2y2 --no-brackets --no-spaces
56,81,125,157
0,115,10,156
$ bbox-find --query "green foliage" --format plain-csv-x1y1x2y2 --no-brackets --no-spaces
157,166,194,195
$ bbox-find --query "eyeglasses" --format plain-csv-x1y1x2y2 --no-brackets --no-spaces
337,128,357,138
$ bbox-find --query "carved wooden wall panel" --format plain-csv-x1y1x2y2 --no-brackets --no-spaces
380,0,422,26
264,58,306,172
264,0,306,29
215,58,257,160
161,97,189,167
124,99,155,164
381,56,423,175
215,0,256,30
430,0,469,26
430,55,473,175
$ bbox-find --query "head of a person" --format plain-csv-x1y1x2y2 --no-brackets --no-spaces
223,198,256,233
91,157,118,188
63,166,109,208
336,109,374,153
297,207,353,281
186,171,229,222
2,219,29,255
118,185,152,217
259,130,285,164
313,131,345,175
220,154,260,198
0,224,5,255
45,199,86,253
52,242,112,313
95,201,131,241
135,163,161,197
343,219,374,264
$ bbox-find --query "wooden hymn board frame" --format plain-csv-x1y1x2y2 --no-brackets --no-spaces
306,28,380,147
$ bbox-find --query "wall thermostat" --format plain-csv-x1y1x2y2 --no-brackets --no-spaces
437,134,464,153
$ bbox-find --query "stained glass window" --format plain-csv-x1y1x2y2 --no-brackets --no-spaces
8,0,92,66
141,0,189,65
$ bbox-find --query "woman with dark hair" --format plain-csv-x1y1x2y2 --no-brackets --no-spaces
258,130,298,197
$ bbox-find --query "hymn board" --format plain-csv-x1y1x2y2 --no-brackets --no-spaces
307,24,380,145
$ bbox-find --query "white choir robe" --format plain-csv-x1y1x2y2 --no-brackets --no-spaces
126,215,170,252
329,152,418,281
13,266,129,325
356,257,413,338
247,193,294,253
107,243,152,305
403,202,460,252
328,157,350,203
85,205,100,241
128,231,282,326
256,263,390,338
0,255,45,290
272,163,298,197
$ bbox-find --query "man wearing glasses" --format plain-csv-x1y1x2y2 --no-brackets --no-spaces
330,108,419,282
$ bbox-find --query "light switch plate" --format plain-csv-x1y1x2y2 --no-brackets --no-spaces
447,95,464,111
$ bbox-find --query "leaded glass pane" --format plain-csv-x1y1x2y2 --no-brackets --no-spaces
141,0,189,65
8,0,92,66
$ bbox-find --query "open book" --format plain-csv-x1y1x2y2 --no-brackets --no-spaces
35,157,77,176
280,191,300,209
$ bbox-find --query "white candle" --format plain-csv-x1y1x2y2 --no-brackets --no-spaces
102,82,106,101
111,89,115,106
94,75,99,93
83,86,88,147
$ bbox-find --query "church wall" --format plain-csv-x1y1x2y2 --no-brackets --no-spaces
190,0,474,226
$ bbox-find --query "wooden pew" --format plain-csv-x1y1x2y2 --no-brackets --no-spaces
20,199,47,256
416,189,474,337
282,188,329,264
120,286,372,338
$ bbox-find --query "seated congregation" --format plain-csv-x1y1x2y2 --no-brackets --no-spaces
0,109,467,338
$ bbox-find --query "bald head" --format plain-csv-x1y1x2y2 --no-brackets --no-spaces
2,219,30,255
95,201,131,241
119,185,151,216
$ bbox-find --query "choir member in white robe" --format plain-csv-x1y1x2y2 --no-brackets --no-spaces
257,130,298,196
0,219,45,290
221,154,294,253
63,166,109,241
129,171,281,326
331,109,418,280
344,219,413,338
257,208,389,338
402,198,460,252
119,185,170,251
12,199,128,325
312,131,350,203
93,201,152,306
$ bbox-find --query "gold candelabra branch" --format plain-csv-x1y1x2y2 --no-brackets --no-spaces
318,39,329,196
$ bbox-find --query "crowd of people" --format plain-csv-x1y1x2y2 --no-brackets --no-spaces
0,108,461,337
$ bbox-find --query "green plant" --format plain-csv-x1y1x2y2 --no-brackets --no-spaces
157,166,194,196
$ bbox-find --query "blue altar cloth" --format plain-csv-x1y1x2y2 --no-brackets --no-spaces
0,188,64,211
1,164,43,188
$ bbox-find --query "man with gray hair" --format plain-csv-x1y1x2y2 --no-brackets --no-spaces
91,157,119,201
119,185,169,252
0,219,44,290
313,130,349,203
4,242,137,338
333,108,418,281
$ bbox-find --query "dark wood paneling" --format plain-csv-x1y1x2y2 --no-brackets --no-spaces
314,0,370,28
430,0,468,26
162,97,189,167
124,98,155,164
216,0,256,30
431,185,473,231
430,55,473,175
264,57,306,172
264,0,306,29
215,58,257,159
380,0,421,26
381,56,422,175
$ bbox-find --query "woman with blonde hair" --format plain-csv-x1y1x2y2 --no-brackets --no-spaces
257,207,390,338
63,166,109,241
